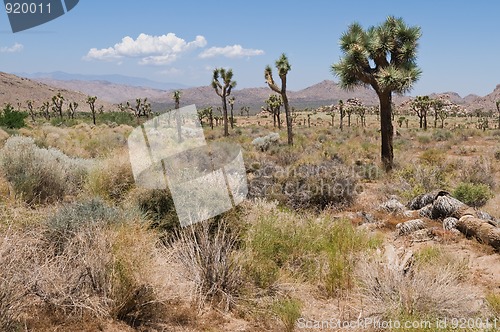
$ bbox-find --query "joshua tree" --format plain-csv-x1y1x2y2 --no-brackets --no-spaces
240,106,250,118
26,100,36,122
171,90,182,142
265,53,293,145
264,94,283,129
212,68,236,136
51,93,65,119
41,101,50,120
432,99,444,128
411,95,431,130
338,100,345,131
331,16,422,171
228,96,235,129
496,100,500,129
86,96,97,125
68,101,78,119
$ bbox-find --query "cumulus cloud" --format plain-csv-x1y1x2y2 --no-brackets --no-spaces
199,44,264,59
84,33,207,65
0,43,23,53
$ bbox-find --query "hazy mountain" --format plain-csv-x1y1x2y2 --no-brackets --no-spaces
1,72,498,115
0,72,112,110
15,71,187,90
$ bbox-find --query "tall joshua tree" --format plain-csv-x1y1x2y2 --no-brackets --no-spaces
332,16,422,171
212,68,236,137
173,90,182,142
228,96,236,129
265,53,293,145
86,96,97,125
496,100,500,129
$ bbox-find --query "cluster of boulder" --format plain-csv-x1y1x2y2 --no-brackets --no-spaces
378,191,500,250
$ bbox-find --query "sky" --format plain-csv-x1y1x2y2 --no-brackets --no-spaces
0,0,499,97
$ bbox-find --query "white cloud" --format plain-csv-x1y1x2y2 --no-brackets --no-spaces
199,44,264,59
84,33,207,65
159,67,183,76
0,43,23,53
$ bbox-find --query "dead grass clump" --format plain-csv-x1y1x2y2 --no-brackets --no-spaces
86,150,135,201
0,229,42,331
33,201,165,329
171,220,243,312
356,246,479,321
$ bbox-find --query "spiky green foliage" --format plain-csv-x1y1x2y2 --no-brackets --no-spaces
331,16,422,171
332,17,421,93
212,68,236,136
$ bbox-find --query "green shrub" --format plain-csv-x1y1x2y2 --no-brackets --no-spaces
453,182,493,207
0,136,90,203
486,292,500,317
97,112,136,126
432,129,452,141
129,188,179,233
419,148,446,166
272,298,302,332
242,201,380,294
0,104,27,129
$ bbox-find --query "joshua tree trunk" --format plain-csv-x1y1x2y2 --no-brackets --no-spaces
379,91,394,171
175,100,182,143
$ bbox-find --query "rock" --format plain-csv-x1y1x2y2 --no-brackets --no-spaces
443,217,459,231
396,219,426,236
418,204,433,218
379,197,405,214
407,192,436,210
476,211,499,227
431,194,467,219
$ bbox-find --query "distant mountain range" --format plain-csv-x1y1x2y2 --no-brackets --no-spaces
15,71,188,91
2,72,500,114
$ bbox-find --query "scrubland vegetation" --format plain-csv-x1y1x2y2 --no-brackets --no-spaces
0,108,499,331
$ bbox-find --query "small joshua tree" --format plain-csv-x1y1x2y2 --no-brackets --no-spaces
68,101,78,119
411,95,431,130
26,100,36,122
51,93,65,119
264,94,283,129
228,96,236,129
496,100,500,129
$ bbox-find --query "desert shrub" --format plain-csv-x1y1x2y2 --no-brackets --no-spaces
252,132,280,152
494,150,500,161
242,200,380,295
50,117,79,127
419,148,446,166
172,220,242,311
128,188,179,233
432,129,452,141
250,158,358,211
417,135,431,144
34,211,164,328
486,292,500,317
0,103,27,129
86,152,135,201
453,182,493,207
0,230,41,331
97,111,136,126
46,198,120,249
272,298,302,332
457,157,496,189
356,248,478,322
395,164,448,201
0,136,90,203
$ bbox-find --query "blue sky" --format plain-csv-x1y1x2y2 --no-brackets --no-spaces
0,0,499,97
